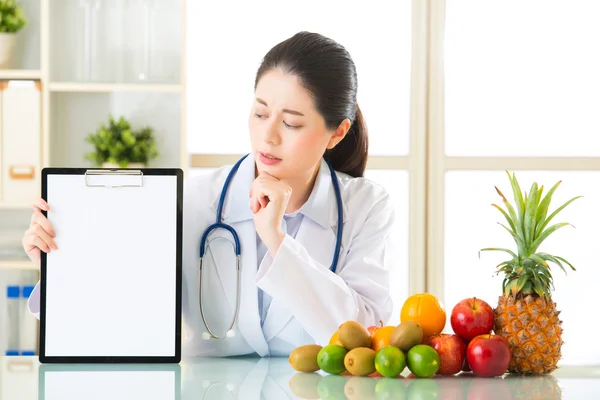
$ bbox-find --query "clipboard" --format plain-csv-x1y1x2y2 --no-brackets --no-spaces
39,168,183,364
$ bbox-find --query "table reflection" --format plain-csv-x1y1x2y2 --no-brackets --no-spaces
1,356,596,400
181,357,292,399
39,363,180,400
180,356,566,400
285,372,565,400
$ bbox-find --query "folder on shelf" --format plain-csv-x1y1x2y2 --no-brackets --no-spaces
0,80,41,205
39,167,183,364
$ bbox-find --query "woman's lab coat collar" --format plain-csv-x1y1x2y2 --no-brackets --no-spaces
209,155,348,227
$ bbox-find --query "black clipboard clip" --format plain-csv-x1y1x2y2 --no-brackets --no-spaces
84,169,144,188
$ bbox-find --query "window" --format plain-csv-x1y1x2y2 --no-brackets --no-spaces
186,0,412,156
186,0,420,326
431,0,600,366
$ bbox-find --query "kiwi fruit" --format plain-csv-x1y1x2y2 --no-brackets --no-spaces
390,321,423,352
288,344,322,372
338,321,372,350
344,376,377,400
288,372,322,399
344,347,377,376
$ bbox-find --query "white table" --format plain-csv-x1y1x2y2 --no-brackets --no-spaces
1,355,598,399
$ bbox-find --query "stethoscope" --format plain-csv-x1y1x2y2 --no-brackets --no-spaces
198,153,344,340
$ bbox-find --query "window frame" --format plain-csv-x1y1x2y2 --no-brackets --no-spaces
425,0,600,299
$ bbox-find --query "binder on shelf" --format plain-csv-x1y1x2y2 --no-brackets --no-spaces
0,80,41,204
40,167,183,364
5,285,20,356
0,83,2,203
20,285,37,356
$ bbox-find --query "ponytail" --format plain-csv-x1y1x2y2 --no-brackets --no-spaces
324,105,368,178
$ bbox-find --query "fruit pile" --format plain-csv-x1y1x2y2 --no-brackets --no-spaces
289,319,439,379
289,293,512,379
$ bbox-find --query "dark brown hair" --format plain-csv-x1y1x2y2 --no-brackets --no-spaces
254,31,368,178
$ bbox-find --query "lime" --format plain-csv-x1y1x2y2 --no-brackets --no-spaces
317,374,349,400
406,345,440,378
375,346,406,378
406,378,440,400
375,378,407,400
317,345,349,375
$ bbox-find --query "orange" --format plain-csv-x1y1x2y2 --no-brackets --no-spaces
401,293,446,339
329,331,343,346
371,326,395,352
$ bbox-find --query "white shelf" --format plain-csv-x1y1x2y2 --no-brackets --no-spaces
0,70,42,80
0,260,37,271
49,82,183,93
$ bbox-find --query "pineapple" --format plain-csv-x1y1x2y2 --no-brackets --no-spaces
480,171,581,374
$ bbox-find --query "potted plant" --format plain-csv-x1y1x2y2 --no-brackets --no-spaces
85,115,159,168
0,0,27,69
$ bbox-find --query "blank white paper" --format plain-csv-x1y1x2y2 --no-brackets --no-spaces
44,173,178,357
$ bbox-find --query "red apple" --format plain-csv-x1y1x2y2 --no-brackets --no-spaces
466,334,511,377
367,320,383,336
451,297,495,341
435,377,467,400
467,375,513,400
427,334,466,375
367,320,385,344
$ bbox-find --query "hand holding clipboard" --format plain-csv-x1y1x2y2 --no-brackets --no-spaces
22,197,58,264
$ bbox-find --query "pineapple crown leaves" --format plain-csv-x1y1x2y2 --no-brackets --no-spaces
479,171,581,299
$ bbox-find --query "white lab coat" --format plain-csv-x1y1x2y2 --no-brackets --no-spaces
27,155,396,358
180,155,395,357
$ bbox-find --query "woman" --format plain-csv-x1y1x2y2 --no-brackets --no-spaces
22,31,395,357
